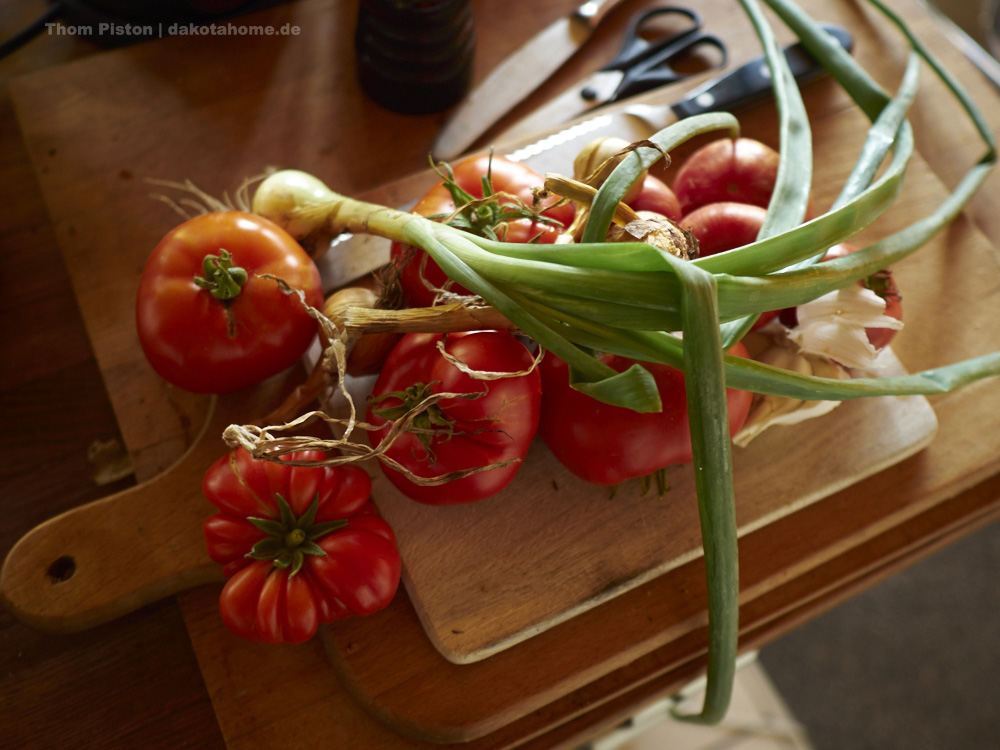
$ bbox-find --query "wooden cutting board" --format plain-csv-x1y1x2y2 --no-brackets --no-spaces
317,62,945,667
1,0,936,664
372,353,935,666
9,0,1000,746
323,92,996,742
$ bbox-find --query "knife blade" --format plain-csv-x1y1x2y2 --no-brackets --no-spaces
431,0,633,162
314,26,852,291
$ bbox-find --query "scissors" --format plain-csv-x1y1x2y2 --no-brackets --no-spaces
498,7,727,143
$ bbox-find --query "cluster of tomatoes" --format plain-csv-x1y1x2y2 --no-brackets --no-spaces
135,138,902,644
373,148,759,499
372,141,902,499
671,139,902,342
135,211,400,646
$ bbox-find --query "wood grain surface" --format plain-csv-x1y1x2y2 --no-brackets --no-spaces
4,0,1000,748
0,371,311,633
377,349,936,666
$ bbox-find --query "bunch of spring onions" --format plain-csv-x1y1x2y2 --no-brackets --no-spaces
247,0,998,725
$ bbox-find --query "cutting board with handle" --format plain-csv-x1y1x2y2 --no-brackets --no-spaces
0,371,305,633
0,33,938,661
7,0,1000,746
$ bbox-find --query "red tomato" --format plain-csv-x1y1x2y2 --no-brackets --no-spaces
681,201,767,257
628,173,683,221
539,349,753,486
672,137,781,215
366,330,542,505
391,155,575,308
780,242,903,350
136,211,323,394
202,447,401,645
681,202,779,329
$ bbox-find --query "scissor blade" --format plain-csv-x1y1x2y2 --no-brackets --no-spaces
432,1,631,162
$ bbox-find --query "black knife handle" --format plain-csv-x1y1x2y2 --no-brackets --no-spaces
670,25,853,119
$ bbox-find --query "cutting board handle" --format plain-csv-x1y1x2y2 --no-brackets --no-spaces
0,398,230,633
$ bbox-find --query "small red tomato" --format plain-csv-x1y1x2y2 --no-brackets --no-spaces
680,201,768,257
202,447,401,645
672,137,781,215
136,211,323,394
390,155,574,308
628,173,683,221
367,330,542,505
538,349,753,487
681,202,778,329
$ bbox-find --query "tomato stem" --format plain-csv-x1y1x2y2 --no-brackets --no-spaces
369,381,455,458
194,249,249,301
246,494,348,576
285,528,307,547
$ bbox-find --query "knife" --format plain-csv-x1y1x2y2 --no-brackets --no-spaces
315,26,852,290
501,25,853,154
432,0,633,162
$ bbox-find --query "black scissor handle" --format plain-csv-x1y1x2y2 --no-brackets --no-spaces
602,6,703,72
614,32,728,100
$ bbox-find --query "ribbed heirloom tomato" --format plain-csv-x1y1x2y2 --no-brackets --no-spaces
202,447,401,645
366,330,542,505
390,155,575,307
539,349,753,487
136,211,323,394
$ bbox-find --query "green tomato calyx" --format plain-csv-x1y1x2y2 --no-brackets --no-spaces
194,249,249,301
429,153,564,242
369,380,486,464
370,381,450,428
245,494,348,576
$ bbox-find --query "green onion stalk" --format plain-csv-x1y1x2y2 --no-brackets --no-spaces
249,0,998,725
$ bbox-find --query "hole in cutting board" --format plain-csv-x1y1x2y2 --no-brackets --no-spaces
47,555,77,583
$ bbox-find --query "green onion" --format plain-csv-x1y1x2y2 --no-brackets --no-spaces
251,0,998,725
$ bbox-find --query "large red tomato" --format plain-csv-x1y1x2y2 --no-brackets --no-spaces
671,137,781,215
136,211,323,394
391,155,575,307
539,349,753,487
202,447,401,645
366,330,542,505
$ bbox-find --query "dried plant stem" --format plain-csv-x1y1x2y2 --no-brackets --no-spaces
343,302,514,334
543,174,641,224
259,356,331,427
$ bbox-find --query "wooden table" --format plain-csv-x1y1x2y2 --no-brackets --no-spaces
2,0,1000,747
